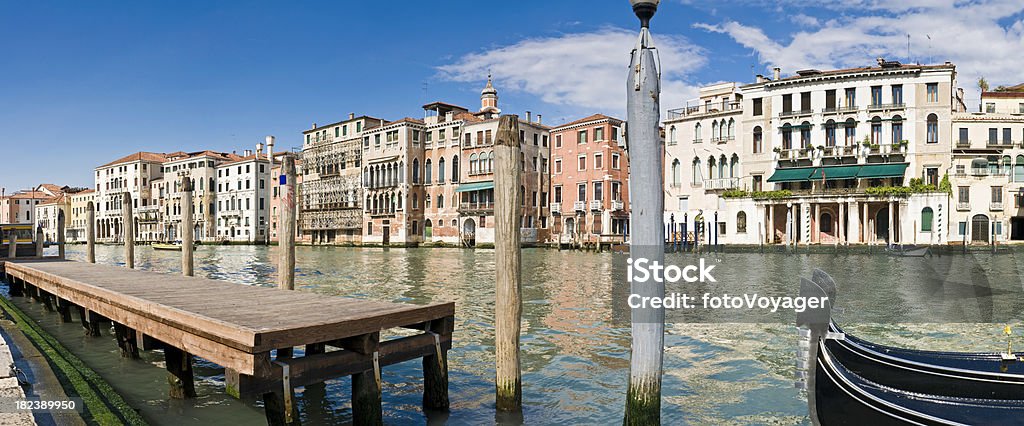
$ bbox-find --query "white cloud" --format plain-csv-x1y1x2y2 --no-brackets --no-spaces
791,13,820,28
438,28,706,120
695,0,1024,102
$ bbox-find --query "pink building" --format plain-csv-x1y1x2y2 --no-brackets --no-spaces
549,114,630,247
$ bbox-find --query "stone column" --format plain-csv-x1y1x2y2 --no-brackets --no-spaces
813,203,820,244
839,202,846,244
887,200,894,245
862,202,869,244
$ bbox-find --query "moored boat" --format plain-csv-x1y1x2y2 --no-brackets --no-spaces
152,243,183,251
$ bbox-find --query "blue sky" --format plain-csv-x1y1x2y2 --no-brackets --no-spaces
3,0,1024,191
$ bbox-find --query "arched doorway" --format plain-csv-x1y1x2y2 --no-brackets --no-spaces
462,219,476,247
424,219,433,239
972,214,990,243
875,207,889,243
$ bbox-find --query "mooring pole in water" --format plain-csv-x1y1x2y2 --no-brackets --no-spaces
34,226,43,258
279,153,297,291
8,233,16,259
86,201,95,263
57,209,65,259
165,346,196,399
181,176,194,277
682,213,688,253
494,114,523,411
625,1,665,422
714,211,719,252
123,192,134,269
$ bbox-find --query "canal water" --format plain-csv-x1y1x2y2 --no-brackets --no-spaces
8,245,1024,424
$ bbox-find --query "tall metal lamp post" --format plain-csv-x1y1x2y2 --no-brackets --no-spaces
625,0,665,424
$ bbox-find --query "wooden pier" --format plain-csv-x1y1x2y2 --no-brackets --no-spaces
0,258,454,424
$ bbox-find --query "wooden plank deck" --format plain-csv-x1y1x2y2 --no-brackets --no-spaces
0,258,455,420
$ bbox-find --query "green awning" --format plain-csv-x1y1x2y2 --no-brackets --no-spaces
455,181,494,192
767,167,815,182
810,165,860,180
857,163,908,178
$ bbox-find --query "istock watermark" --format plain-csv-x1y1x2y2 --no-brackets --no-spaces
626,257,716,283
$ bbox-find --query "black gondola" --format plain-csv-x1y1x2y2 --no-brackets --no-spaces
814,338,1024,425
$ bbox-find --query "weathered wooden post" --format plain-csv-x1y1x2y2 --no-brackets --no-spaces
7,233,16,259
624,1,666,424
278,154,296,290
57,209,66,259
165,346,196,399
181,176,194,277
348,332,382,425
123,192,134,269
86,201,95,263
114,323,139,359
494,114,523,411
35,226,43,257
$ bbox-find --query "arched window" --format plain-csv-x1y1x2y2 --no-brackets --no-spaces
695,122,702,142
870,116,882,144
692,157,702,184
670,126,677,144
753,126,763,153
1015,155,1024,182
470,153,478,174
820,213,833,233
736,211,747,233
921,207,934,232
412,159,420,183
438,157,446,182
824,119,837,146
399,161,405,183
730,154,739,178
844,118,856,144
781,123,792,149
425,159,432,183
891,115,903,145
438,194,444,208
488,152,495,173
397,191,403,209
671,159,680,186
727,118,735,139
708,156,716,180
452,155,459,182
718,155,727,179
926,113,939,143
800,121,811,148
711,121,719,141
520,186,526,206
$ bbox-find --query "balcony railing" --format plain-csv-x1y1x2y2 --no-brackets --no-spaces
459,202,494,211
367,209,396,217
710,135,735,144
837,105,859,113
666,101,742,119
822,145,858,157
957,202,971,211
612,200,624,211
703,177,740,190
970,168,1010,177
987,140,1015,148
573,201,586,212
589,200,602,211
779,109,813,118
550,202,562,214
867,103,905,111
956,140,972,148
991,201,1004,211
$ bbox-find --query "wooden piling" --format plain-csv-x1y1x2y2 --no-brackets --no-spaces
7,233,15,259
41,291,54,312
123,192,134,269
164,346,196,399
56,298,72,323
57,209,66,259
348,332,382,425
86,201,95,263
279,154,297,290
35,227,43,257
493,114,523,411
83,309,102,337
181,176,194,277
423,317,452,410
114,322,140,359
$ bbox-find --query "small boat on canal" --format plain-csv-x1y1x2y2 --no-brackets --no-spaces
798,269,1024,424
152,242,196,251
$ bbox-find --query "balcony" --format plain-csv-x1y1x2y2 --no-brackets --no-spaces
822,145,857,157
867,103,905,111
367,209,395,217
957,202,971,211
703,177,740,190
612,200,624,211
987,140,1015,149
550,202,562,215
589,200,602,211
991,201,1004,211
692,138,702,144
837,105,859,114
669,182,682,188
779,109,813,119
573,201,586,212
459,202,494,213
970,168,1010,178
711,135,735,144
666,101,742,119
956,140,972,148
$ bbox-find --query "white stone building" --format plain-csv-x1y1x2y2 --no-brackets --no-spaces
94,152,167,243
665,60,960,246
151,151,241,242
214,151,271,242
67,189,96,242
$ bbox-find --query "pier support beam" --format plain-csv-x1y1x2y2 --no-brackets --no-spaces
348,332,382,425
114,323,140,359
164,346,196,399
56,298,72,323
8,276,22,297
80,308,101,337
423,317,452,411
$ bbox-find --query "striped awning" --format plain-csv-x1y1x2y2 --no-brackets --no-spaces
455,181,495,192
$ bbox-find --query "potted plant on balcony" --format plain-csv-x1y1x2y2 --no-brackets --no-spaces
898,139,909,153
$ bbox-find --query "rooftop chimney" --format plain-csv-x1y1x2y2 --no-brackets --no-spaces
256,143,263,155
244,149,252,157
312,122,317,129
537,114,542,124
772,67,781,81
349,113,355,120
877,57,885,66
526,111,532,123
756,74,764,83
